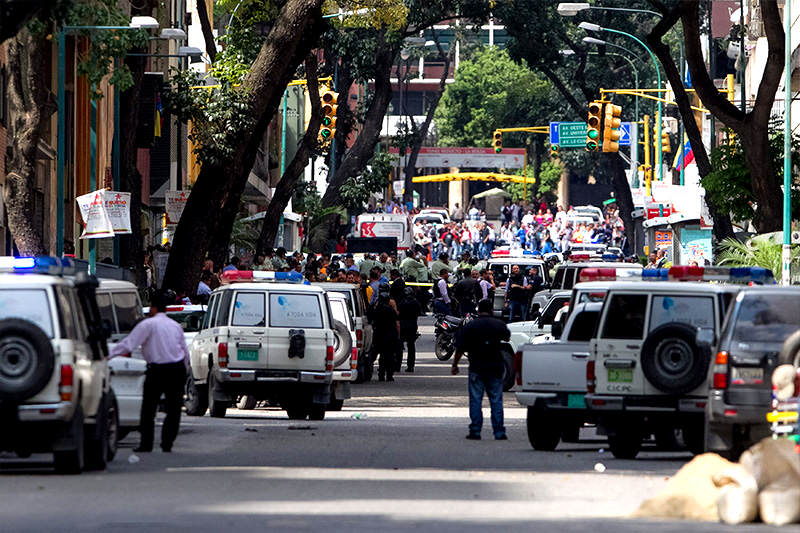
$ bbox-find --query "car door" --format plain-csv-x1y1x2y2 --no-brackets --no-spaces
261,291,329,371
102,291,147,420
593,292,650,395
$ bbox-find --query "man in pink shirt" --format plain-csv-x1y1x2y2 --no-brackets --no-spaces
110,291,190,453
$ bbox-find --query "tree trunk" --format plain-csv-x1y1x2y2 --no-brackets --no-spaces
162,0,325,293
610,153,635,249
403,34,452,195
680,0,784,232
195,0,217,62
307,31,397,251
646,5,735,241
5,27,54,256
257,54,322,255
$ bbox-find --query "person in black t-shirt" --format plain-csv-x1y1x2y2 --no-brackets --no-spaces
451,299,510,440
371,286,400,382
453,268,480,317
397,288,422,372
505,264,529,322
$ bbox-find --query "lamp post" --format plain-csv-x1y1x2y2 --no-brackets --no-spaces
783,0,792,285
579,38,641,120
56,16,159,273
578,21,663,184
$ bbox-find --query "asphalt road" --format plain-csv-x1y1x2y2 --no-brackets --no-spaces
0,318,788,531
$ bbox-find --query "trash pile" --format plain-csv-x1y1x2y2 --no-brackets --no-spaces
635,361,800,526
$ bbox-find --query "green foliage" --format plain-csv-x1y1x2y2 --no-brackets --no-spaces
231,216,260,253
502,160,562,202
435,46,550,148
717,237,800,280
339,152,396,209
703,126,800,222
212,26,264,85
62,0,149,97
164,69,255,169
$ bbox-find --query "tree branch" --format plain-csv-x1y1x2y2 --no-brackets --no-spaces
195,0,217,63
750,0,784,127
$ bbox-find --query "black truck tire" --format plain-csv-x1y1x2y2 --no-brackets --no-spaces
0,319,55,401
185,373,209,416
526,407,561,451
641,323,708,395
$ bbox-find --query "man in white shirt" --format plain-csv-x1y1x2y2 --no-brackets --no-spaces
521,210,535,226
110,291,190,453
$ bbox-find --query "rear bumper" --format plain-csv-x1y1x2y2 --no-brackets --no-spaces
332,369,357,382
0,402,80,453
516,391,592,415
15,401,75,422
216,368,332,384
707,390,769,425
585,394,707,414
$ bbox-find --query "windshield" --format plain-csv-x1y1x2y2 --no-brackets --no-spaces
168,311,206,333
732,294,800,343
0,289,54,338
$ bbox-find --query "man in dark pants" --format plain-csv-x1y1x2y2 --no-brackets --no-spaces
451,299,510,440
110,291,189,452
398,287,421,373
371,285,400,382
453,268,480,317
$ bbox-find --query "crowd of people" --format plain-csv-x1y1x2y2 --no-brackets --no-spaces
410,198,628,262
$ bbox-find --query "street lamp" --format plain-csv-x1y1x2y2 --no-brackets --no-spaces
557,3,661,18
561,46,640,120
581,37,642,123
577,21,664,184
56,16,160,271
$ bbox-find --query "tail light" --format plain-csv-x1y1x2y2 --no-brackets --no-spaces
351,347,358,370
712,351,728,389
586,361,596,393
218,342,228,368
356,329,363,349
326,345,334,371
59,364,74,401
514,351,522,386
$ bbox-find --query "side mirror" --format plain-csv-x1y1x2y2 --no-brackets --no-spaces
696,327,715,347
551,321,564,339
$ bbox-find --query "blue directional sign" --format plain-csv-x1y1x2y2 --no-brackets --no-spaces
619,122,632,146
549,122,559,145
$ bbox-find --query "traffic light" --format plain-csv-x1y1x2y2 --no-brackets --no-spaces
602,104,622,153
550,144,559,157
653,129,672,153
319,88,339,143
586,101,603,152
493,130,503,153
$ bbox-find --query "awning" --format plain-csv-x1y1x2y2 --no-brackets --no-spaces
411,172,534,184
472,187,512,199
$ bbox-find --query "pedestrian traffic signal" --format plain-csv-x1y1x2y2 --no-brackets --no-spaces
493,130,503,153
319,88,339,143
602,104,622,153
586,101,603,152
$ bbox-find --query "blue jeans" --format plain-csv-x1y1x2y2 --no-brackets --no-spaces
468,372,505,438
508,300,528,322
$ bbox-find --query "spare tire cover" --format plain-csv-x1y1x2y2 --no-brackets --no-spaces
0,319,56,402
332,320,354,367
779,330,800,368
641,322,709,395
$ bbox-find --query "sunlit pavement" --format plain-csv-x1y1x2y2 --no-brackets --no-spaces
0,318,779,531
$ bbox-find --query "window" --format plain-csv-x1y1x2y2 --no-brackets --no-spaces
112,292,142,333
650,295,714,331
269,293,323,328
232,293,266,327
732,294,800,343
563,269,577,290
213,291,233,327
0,289,54,337
601,294,648,339
96,293,116,332
568,311,600,342
201,295,217,330
54,287,77,340
540,296,569,326
168,311,206,332
69,289,89,341
552,268,565,289
490,264,509,284
330,299,352,330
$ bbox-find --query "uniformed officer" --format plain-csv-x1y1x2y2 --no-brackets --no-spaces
451,298,510,440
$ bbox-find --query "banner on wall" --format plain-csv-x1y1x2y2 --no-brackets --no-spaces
165,190,189,225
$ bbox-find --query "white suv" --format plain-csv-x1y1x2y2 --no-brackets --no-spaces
0,257,117,474
184,270,337,420
585,276,746,459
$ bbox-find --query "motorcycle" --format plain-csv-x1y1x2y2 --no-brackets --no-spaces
434,313,472,361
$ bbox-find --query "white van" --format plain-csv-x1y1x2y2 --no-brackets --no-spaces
355,213,413,253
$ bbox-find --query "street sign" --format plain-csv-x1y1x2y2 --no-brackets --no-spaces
619,122,632,146
549,122,587,148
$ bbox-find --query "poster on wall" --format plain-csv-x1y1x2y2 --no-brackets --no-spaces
76,190,115,239
680,227,713,265
165,190,189,225
104,191,132,234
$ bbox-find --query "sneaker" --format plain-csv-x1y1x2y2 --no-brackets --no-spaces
495,434,508,441
465,434,481,440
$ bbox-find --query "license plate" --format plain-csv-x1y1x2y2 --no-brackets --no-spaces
731,367,763,385
567,393,585,409
608,368,633,383
237,349,259,361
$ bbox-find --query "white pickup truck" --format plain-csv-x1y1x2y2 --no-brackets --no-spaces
515,302,603,451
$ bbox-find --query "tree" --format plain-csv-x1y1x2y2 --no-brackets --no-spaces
0,0,58,44
677,0,785,233
161,0,327,294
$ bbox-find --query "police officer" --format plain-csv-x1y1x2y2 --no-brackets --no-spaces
371,285,400,382
397,287,421,372
109,291,189,452
451,299,510,440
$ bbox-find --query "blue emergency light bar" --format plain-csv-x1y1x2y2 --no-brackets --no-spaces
0,256,76,275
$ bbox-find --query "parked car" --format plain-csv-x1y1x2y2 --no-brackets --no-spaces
705,286,800,459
